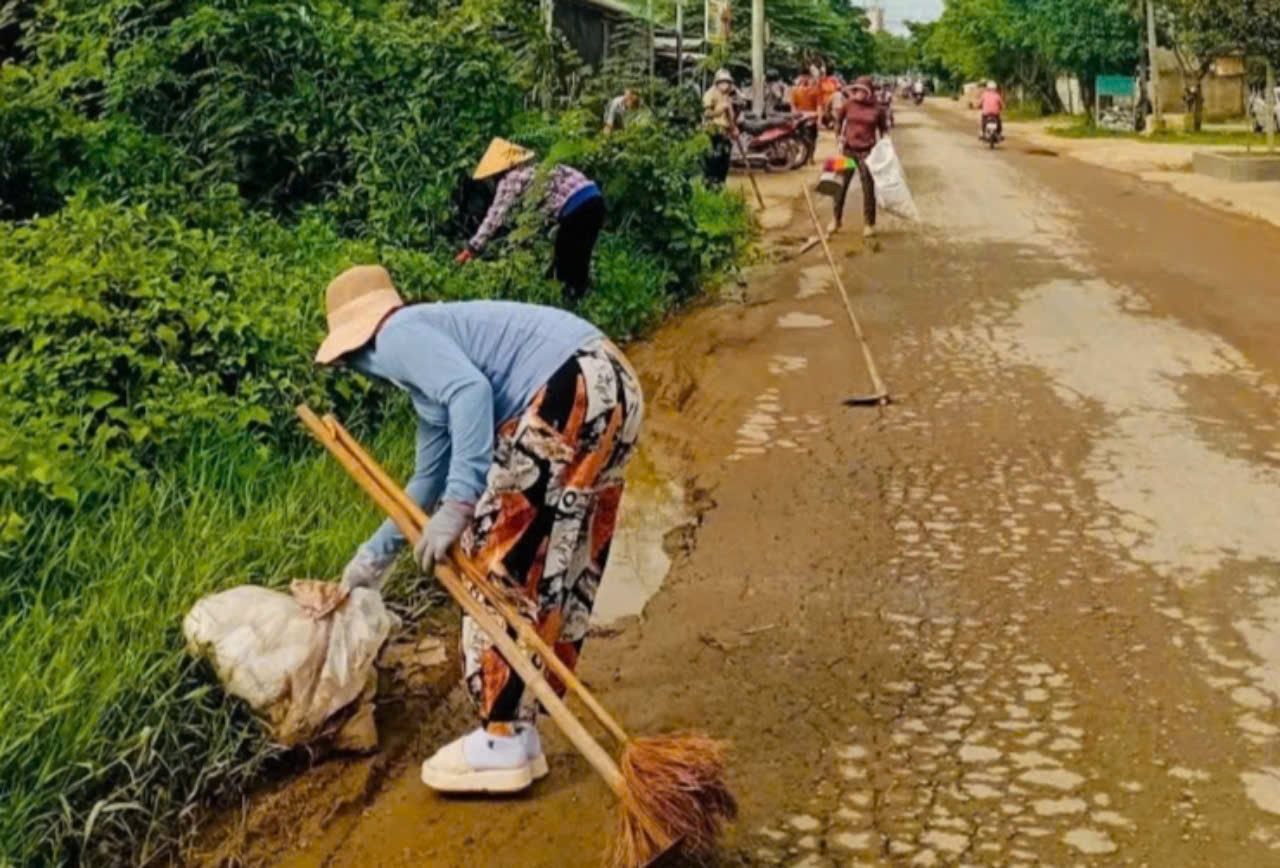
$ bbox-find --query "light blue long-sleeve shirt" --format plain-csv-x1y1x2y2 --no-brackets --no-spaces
349,301,602,560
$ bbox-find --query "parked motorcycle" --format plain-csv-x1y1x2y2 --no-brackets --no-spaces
731,110,815,171
981,115,1003,149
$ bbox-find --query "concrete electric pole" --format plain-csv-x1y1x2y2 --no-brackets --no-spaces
752,0,765,115
1267,59,1277,153
1145,0,1162,131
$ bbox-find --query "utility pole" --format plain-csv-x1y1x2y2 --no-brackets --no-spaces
542,0,555,110
648,0,656,94
752,0,765,115
1267,58,1277,153
1145,0,1162,131
676,1,685,86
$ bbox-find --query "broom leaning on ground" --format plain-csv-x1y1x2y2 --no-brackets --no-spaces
297,406,736,867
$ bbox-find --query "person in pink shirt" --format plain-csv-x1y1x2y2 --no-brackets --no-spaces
979,81,1004,139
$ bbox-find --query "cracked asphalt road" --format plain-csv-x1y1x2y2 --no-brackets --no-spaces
261,103,1280,868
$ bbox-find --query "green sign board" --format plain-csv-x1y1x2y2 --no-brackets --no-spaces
1096,75,1135,98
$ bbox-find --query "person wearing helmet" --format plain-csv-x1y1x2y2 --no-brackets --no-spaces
457,138,605,303
703,69,738,185
979,80,1004,140
833,75,889,238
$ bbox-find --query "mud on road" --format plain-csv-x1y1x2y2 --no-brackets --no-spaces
196,105,1280,867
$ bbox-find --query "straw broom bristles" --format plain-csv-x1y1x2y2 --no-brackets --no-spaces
612,735,737,867
300,410,738,867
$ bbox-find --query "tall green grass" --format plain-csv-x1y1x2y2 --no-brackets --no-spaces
0,415,422,865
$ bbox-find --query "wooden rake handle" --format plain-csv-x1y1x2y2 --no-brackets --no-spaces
319,413,631,747
296,405,626,796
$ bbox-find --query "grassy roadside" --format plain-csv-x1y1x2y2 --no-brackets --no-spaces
1047,120,1271,147
0,416,427,864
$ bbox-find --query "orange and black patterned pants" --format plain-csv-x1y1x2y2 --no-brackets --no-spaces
460,341,643,723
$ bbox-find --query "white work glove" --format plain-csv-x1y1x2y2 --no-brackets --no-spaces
340,547,393,593
414,500,475,574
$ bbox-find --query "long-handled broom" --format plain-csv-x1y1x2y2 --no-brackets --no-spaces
296,406,736,867
800,184,892,407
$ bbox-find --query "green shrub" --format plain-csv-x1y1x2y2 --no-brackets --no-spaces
0,198,381,543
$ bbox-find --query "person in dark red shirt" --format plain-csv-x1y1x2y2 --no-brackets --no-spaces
834,76,889,237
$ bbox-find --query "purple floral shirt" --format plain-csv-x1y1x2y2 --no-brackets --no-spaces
468,163,596,252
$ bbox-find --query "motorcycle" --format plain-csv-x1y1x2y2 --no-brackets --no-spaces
981,115,1003,149
912,90,925,106
731,109,815,171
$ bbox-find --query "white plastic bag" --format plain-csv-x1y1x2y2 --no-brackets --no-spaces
866,138,919,222
183,581,400,748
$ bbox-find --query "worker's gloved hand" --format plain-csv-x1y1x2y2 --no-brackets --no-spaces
414,499,475,574
340,547,394,594
455,249,474,265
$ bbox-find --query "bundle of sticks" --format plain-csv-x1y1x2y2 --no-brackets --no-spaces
297,406,736,867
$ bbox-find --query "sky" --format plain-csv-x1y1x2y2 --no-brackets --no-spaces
876,0,943,33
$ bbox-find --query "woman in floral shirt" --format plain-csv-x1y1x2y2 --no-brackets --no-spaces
457,138,605,303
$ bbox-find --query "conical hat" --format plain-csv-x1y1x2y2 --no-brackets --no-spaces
473,138,535,180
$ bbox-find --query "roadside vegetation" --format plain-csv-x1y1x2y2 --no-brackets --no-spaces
1047,122,1272,146
890,0,1278,132
0,0,752,863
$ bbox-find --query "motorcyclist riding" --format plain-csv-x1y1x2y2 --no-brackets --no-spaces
979,80,1004,140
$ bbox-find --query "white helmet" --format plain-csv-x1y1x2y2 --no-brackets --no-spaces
714,68,734,86
986,80,998,89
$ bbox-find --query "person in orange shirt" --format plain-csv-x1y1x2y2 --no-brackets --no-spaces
791,73,821,114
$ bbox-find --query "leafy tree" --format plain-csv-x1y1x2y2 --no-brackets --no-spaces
1034,0,1139,114
926,0,1061,106
874,31,914,75
1162,0,1242,128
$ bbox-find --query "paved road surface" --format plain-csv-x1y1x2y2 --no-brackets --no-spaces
266,103,1280,867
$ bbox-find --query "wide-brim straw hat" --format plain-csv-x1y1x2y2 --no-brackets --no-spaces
473,137,535,180
315,265,404,365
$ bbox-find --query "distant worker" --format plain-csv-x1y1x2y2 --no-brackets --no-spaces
912,79,925,102
703,68,737,186
791,72,822,115
603,87,640,134
978,80,1004,140
834,76,890,238
457,138,604,303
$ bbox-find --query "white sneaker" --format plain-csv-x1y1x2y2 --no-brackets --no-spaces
863,225,877,239
517,723,550,780
420,728,533,794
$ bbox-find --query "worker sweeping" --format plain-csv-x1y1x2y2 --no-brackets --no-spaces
458,138,605,304
318,265,644,794
833,75,890,238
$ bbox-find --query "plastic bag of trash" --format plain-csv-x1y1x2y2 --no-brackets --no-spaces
183,580,400,750
866,138,920,222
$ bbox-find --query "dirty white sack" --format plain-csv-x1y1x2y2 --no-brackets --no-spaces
183,581,399,748
866,138,920,222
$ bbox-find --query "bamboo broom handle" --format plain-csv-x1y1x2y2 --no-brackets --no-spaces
801,184,889,398
296,406,627,796
322,415,632,747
